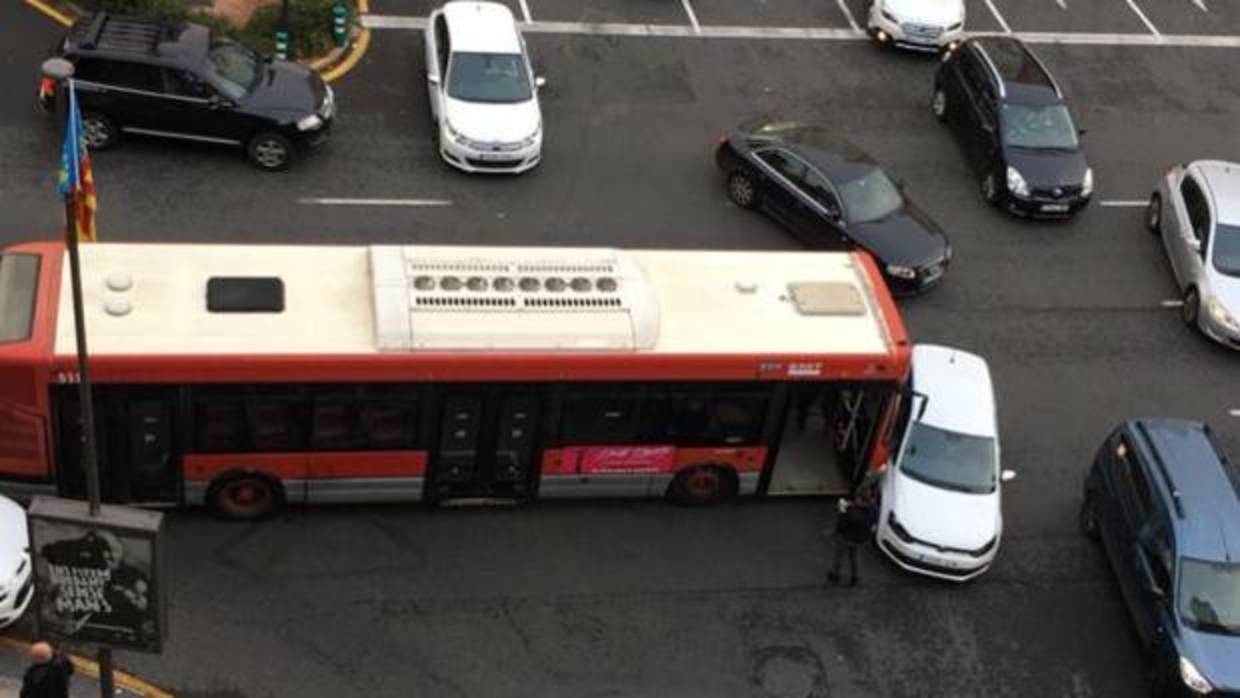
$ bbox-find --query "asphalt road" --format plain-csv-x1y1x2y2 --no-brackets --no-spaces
3,2,1240,697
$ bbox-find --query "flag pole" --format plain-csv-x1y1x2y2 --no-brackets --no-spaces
42,57,115,698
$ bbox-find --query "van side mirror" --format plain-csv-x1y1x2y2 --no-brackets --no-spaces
1000,470,1017,482
427,73,440,85
535,76,547,89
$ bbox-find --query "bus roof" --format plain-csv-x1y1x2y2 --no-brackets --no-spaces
44,243,904,364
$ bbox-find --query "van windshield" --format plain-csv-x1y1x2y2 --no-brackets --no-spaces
1180,558,1240,636
900,423,997,494
0,254,40,343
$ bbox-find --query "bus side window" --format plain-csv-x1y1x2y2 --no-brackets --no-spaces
560,392,639,444
246,401,305,451
709,395,767,445
359,402,417,448
196,401,247,452
312,401,355,449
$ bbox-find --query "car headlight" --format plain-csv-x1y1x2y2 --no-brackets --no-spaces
521,125,541,148
881,9,898,23
1006,166,1030,198
442,120,470,146
1179,656,1212,694
888,511,917,543
296,114,323,132
1081,167,1094,197
1206,297,1240,331
947,21,963,31
886,264,917,280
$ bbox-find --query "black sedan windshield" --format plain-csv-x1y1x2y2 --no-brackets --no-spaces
206,38,260,100
1213,223,1240,277
900,423,998,494
1001,104,1079,150
838,169,903,224
447,52,532,103
1179,558,1240,636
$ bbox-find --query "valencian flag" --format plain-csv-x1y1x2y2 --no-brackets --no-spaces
56,85,97,242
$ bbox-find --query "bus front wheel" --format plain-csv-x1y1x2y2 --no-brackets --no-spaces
208,473,285,520
668,466,737,506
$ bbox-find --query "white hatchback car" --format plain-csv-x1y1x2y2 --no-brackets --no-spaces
425,1,544,174
876,345,1015,582
867,0,965,52
0,494,32,627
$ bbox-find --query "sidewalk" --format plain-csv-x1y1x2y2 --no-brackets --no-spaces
0,636,148,698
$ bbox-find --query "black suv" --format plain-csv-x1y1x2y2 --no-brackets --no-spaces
41,14,334,170
932,36,1091,217
1080,419,1240,696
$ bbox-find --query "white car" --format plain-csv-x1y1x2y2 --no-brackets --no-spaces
867,0,965,52
425,1,544,174
876,345,1015,582
0,494,32,627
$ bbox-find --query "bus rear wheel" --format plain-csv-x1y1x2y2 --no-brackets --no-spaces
668,465,737,506
209,473,284,520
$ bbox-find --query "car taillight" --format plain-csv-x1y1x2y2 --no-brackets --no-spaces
38,77,56,99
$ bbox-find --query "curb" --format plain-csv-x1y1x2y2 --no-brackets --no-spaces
21,0,372,84
0,637,173,698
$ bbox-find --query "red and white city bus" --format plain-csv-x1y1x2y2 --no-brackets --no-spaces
0,241,910,519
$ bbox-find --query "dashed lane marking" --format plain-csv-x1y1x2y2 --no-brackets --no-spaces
297,197,454,206
982,0,1013,33
362,16,1240,47
680,0,701,34
835,0,861,32
1099,200,1148,207
1124,0,1162,35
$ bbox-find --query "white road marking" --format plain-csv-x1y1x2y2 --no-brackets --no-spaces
1124,0,1162,36
1056,0,1067,10
835,0,860,32
362,15,1240,47
1192,0,1208,12
982,0,1013,33
1099,200,1148,207
680,0,701,34
1229,408,1240,417
1161,299,1185,307
518,0,532,24
298,197,454,206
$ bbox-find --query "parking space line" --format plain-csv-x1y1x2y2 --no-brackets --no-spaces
362,16,1240,47
982,0,1012,33
1161,299,1185,307
519,0,532,23
1055,0,1066,10
1099,200,1147,207
680,0,701,34
1124,0,1161,36
1193,0,1208,12
298,197,454,206
835,0,860,32
1229,408,1240,417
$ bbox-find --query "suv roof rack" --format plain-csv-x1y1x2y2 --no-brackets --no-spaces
1135,421,1186,518
70,13,173,55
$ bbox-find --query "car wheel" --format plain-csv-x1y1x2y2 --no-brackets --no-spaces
668,465,737,506
980,172,998,204
246,132,293,171
81,112,118,150
727,170,759,209
1182,287,1200,328
1079,492,1101,542
1146,193,1162,235
208,473,284,520
931,87,947,122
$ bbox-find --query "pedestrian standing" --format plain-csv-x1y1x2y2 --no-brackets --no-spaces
827,488,878,586
20,642,74,698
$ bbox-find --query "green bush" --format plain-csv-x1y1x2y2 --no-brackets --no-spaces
79,0,353,61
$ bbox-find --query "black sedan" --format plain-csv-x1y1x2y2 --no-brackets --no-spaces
716,121,951,296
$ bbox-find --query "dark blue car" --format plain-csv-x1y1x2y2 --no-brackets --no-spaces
1080,419,1240,696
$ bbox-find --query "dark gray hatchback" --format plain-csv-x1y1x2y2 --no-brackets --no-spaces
40,13,334,170
1081,419,1240,697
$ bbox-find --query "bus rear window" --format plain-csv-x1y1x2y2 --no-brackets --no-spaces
0,254,39,343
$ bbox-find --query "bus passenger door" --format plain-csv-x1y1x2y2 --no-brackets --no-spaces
124,398,179,503
430,390,540,502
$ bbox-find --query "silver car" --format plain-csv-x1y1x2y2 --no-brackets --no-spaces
1148,160,1240,348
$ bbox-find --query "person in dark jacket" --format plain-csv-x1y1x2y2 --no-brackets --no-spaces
20,642,74,698
827,488,878,586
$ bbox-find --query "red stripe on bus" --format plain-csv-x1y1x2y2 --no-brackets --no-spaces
183,453,309,481
674,446,767,473
308,451,427,478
